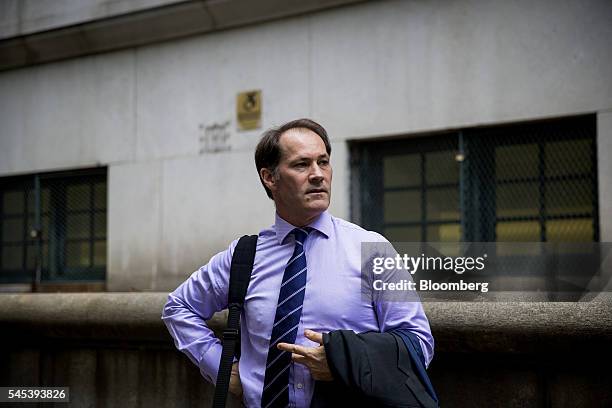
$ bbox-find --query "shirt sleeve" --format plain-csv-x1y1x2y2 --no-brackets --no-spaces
161,239,238,383
369,236,435,368
376,299,434,367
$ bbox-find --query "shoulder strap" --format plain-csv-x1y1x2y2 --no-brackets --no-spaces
213,234,258,408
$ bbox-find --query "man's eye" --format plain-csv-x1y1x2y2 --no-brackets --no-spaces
319,160,329,166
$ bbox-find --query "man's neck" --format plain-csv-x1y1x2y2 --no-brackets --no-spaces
276,211,323,228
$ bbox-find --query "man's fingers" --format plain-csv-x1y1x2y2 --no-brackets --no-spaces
292,354,308,365
276,342,293,352
304,329,324,345
277,342,310,356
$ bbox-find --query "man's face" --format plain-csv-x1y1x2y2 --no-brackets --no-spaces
264,128,332,225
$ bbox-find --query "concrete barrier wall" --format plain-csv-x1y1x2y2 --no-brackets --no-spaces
1,293,611,407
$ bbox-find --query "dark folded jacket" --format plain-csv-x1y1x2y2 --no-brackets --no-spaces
311,330,438,408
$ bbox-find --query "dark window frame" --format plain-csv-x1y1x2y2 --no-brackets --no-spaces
0,168,107,284
351,114,599,243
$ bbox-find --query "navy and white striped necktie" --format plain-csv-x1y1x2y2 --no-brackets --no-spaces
261,227,311,408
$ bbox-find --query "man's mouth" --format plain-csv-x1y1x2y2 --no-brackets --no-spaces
306,188,327,194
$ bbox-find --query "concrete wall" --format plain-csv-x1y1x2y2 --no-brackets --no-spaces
2,293,612,407
0,0,369,70
597,111,612,242
0,0,184,38
0,0,611,290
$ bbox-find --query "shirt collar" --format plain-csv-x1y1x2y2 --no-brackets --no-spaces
274,210,332,244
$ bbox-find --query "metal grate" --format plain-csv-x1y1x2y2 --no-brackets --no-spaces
0,168,107,284
351,115,598,243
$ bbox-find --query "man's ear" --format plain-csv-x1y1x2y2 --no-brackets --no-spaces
260,168,276,192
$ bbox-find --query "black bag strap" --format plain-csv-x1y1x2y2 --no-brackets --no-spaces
213,234,258,408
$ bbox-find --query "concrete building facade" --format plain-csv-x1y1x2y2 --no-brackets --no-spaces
1,0,611,291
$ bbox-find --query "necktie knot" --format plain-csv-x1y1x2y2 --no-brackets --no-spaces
291,227,311,245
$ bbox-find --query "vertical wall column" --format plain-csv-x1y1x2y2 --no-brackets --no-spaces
597,112,612,242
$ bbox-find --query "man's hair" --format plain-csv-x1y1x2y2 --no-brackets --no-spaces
255,118,332,199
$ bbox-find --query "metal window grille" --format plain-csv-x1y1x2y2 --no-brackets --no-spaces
351,115,598,243
0,168,107,284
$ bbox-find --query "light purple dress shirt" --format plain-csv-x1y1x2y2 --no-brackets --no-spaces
162,211,434,408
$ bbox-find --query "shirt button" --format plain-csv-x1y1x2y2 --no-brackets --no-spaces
296,383,303,389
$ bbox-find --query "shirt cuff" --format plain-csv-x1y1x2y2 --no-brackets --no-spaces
199,341,223,383
418,337,432,368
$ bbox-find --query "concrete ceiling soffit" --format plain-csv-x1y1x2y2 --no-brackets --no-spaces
0,0,368,71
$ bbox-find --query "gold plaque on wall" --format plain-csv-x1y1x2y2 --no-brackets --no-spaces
237,90,262,130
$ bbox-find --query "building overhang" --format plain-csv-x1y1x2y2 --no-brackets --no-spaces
0,0,368,71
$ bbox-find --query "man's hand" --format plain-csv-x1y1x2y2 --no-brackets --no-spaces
277,329,333,381
229,361,243,397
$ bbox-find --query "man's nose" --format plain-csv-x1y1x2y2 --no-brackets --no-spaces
309,163,324,181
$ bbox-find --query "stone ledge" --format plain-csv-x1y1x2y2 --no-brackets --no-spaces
1,292,611,356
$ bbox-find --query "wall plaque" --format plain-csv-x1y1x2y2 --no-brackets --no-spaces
236,90,262,130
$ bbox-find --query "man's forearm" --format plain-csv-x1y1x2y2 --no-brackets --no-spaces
162,291,223,382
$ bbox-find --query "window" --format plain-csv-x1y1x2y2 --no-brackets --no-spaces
352,115,598,242
0,168,107,284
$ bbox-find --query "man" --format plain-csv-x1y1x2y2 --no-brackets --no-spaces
162,118,434,407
